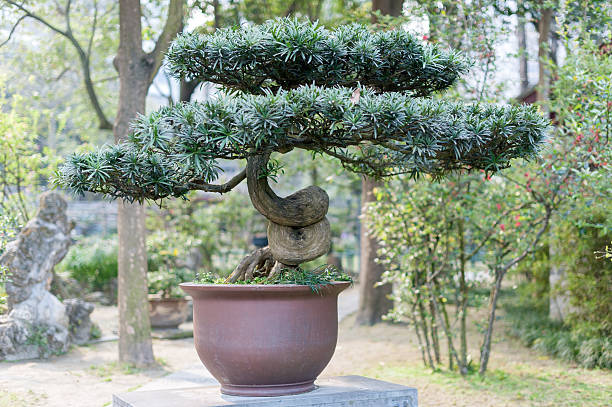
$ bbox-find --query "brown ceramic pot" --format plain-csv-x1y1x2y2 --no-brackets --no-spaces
179,282,350,397
148,297,189,329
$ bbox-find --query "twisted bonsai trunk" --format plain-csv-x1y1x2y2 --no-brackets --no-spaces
227,153,332,282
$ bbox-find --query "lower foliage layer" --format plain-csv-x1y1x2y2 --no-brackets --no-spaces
56,85,548,203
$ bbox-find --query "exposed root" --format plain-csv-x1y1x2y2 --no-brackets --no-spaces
226,247,274,283
268,261,284,279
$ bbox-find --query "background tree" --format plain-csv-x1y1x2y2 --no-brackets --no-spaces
113,0,184,366
1,0,185,366
355,0,404,327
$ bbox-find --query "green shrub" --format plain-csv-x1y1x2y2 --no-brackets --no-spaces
556,212,612,338
504,293,610,369
148,268,195,298
57,236,118,292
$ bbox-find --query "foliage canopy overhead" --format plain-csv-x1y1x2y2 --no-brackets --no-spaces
56,18,549,202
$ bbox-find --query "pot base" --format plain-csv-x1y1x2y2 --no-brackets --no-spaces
220,380,315,397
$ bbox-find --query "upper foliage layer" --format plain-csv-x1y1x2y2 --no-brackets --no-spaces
55,85,548,202
166,18,470,96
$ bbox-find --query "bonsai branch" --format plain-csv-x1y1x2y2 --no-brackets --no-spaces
246,154,329,227
189,168,246,194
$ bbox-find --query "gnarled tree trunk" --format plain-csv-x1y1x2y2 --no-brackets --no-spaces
227,153,332,282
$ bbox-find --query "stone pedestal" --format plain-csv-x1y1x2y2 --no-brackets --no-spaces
113,375,417,407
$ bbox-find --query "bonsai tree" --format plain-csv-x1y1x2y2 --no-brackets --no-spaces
56,18,548,283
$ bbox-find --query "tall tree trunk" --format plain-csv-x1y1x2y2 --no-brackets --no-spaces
537,7,553,111
429,298,441,364
458,218,468,368
417,296,435,369
356,0,403,327
549,218,569,321
115,0,155,367
517,7,529,93
536,7,567,322
372,0,404,16
478,269,503,375
356,176,393,325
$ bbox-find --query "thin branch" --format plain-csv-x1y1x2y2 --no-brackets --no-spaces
0,14,26,47
4,0,69,37
87,0,98,57
3,0,112,130
93,75,118,83
501,211,551,272
465,202,533,261
65,0,73,34
146,0,184,86
54,66,71,81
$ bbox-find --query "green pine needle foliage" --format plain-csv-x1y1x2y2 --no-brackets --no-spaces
55,18,549,204
166,18,470,95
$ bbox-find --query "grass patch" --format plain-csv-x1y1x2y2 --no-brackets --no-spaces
363,363,612,406
87,361,143,379
0,390,47,407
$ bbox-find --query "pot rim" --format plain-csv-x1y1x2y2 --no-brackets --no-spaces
179,280,351,293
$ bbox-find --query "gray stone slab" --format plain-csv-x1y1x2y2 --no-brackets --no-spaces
137,364,216,392
114,375,417,407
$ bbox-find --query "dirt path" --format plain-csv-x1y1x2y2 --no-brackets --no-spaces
1,289,610,407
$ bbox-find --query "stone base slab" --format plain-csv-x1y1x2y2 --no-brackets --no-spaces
113,375,417,407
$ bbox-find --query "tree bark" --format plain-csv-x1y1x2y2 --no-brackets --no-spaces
246,154,329,228
115,0,155,367
180,79,198,102
115,0,184,367
458,218,468,369
537,7,553,111
356,176,392,325
372,0,404,17
479,269,503,375
517,6,529,93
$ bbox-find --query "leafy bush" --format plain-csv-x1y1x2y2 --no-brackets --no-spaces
557,213,612,338
504,293,611,369
0,210,20,314
56,236,118,293
148,268,194,298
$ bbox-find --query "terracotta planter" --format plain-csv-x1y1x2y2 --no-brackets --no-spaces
179,281,350,396
148,297,189,329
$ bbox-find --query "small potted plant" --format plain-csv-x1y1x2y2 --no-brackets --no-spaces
56,18,548,396
147,268,193,329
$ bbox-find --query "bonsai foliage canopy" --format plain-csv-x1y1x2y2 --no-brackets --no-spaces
56,18,548,275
